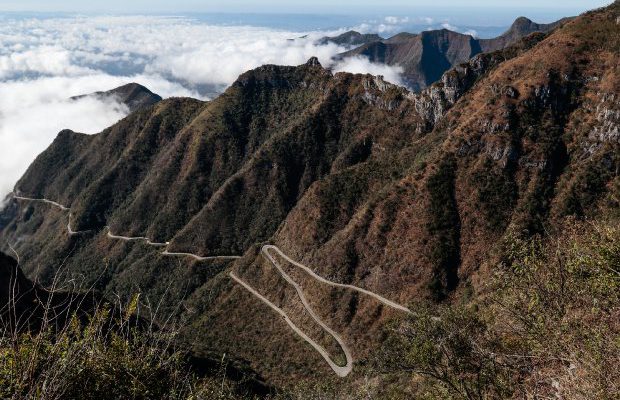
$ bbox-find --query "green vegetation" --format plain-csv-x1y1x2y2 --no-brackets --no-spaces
568,2,620,53
378,218,620,399
472,159,518,232
425,156,461,299
0,296,265,400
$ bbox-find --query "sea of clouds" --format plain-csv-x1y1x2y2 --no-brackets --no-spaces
0,14,428,198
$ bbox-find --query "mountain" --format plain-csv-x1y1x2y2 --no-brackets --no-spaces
481,16,570,50
0,2,618,394
338,16,571,91
70,82,162,112
318,30,382,47
0,251,100,332
0,251,37,330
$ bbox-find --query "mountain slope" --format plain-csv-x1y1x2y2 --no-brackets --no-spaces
0,2,618,390
191,3,619,377
0,251,101,332
338,16,570,91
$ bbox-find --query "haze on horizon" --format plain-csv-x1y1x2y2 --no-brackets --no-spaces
0,0,613,15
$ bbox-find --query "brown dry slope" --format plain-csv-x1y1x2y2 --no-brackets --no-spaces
196,2,619,384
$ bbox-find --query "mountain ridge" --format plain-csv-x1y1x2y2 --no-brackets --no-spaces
318,31,382,47
335,16,572,91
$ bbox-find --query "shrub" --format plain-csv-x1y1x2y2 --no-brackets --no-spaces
0,292,265,400
377,304,521,400
490,218,620,399
425,156,460,299
379,217,620,399
0,292,195,400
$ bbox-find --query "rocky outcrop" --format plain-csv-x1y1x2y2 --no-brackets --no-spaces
590,93,620,143
406,32,548,132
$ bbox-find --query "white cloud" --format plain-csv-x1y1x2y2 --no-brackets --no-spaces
441,22,459,31
384,16,410,25
147,31,345,88
332,56,405,87
0,72,201,197
0,81,125,197
354,16,411,35
441,22,478,37
0,16,347,89
352,15,439,36
464,29,479,38
0,46,95,79
0,15,407,198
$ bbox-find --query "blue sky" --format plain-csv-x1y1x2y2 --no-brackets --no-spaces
0,0,613,14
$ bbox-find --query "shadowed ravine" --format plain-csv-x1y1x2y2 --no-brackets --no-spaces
9,192,412,377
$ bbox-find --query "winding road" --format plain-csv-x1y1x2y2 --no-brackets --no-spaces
226,245,411,377
262,245,411,314
13,195,69,211
9,192,412,377
13,195,88,236
67,213,92,236
229,271,352,377
11,193,239,260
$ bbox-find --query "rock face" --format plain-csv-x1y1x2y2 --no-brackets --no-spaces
338,17,570,91
318,30,383,47
0,2,618,386
70,82,162,112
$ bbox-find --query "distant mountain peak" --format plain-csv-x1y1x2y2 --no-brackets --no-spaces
336,15,571,91
513,16,534,25
113,82,153,93
305,56,322,67
318,30,382,47
500,15,573,39
71,83,162,113
504,16,540,35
